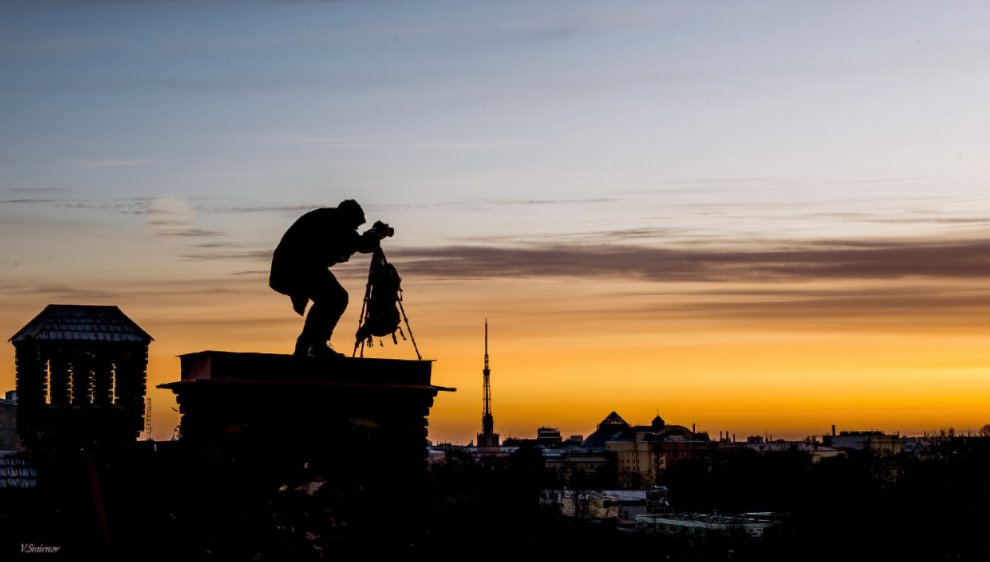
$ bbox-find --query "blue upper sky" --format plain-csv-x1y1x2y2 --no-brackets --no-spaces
4,1,988,210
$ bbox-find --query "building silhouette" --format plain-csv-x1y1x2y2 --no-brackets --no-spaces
10,304,151,448
555,411,713,488
824,429,903,455
476,320,500,454
0,391,18,450
536,426,563,448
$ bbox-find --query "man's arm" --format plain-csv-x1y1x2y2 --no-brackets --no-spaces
355,221,393,254
354,229,381,254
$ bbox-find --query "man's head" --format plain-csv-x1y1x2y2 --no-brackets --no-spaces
338,199,366,229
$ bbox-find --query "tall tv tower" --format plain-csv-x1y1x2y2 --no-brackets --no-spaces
477,319,500,450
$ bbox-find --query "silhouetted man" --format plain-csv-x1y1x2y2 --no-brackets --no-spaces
269,200,391,357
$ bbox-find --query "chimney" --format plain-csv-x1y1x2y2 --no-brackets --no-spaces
831,424,836,437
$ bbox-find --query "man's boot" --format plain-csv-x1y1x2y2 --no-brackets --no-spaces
310,342,344,358
294,337,343,358
293,336,310,357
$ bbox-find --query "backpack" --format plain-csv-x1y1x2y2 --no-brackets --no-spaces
355,248,404,345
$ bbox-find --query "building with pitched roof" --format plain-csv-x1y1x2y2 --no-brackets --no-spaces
577,411,713,488
10,304,152,448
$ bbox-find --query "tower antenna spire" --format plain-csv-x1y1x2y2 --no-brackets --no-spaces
478,319,499,453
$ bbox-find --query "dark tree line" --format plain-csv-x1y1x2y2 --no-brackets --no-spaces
660,440,990,560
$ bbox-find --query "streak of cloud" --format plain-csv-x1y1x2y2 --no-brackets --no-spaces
247,134,536,151
200,203,317,215
67,159,158,168
0,276,264,300
156,228,225,238
391,238,990,282
0,282,115,300
0,198,60,205
0,187,66,195
610,285,990,325
484,197,620,206
148,195,226,238
179,250,272,262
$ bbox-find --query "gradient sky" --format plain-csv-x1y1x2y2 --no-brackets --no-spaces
2,1,990,443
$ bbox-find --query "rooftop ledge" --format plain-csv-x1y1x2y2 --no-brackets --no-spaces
156,350,455,393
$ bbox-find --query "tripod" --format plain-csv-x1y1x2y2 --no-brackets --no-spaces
352,247,422,360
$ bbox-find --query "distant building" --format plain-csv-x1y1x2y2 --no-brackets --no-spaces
825,430,902,456
901,438,933,457
427,447,448,464
546,447,614,484
0,391,19,450
581,412,713,488
0,451,36,489
427,442,475,464
743,439,842,463
501,426,565,450
636,512,778,541
536,426,562,448
543,489,650,521
580,411,631,450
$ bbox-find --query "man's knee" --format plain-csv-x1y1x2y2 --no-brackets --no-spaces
314,284,347,312
325,277,347,307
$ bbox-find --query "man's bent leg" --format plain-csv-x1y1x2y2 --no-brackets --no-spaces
298,269,348,355
290,293,309,316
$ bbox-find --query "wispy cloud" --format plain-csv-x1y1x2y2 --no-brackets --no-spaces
796,210,990,227
0,34,131,56
0,276,264,300
0,195,155,215
155,228,226,238
0,282,115,300
192,242,244,249
200,203,317,215
147,195,227,238
180,249,272,262
239,133,535,151
66,158,158,168
484,197,619,206
603,284,990,328
391,237,990,282
0,187,66,195
0,198,61,205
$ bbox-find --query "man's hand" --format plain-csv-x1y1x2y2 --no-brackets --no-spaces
369,220,394,240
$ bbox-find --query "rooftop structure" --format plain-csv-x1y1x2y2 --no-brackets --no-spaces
158,350,454,547
536,426,562,448
0,392,17,450
10,304,152,448
636,512,778,540
824,429,903,455
582,411,713,487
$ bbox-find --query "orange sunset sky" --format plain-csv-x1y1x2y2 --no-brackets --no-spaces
2,2,990,443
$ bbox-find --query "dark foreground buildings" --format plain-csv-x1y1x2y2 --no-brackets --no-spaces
1,304,452,559
7,305,990,560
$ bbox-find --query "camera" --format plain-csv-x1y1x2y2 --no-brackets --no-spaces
371,220,395,238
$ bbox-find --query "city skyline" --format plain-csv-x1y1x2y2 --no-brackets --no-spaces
3,1,990,443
